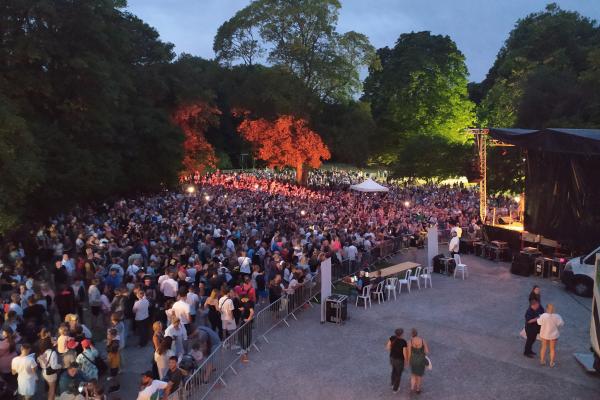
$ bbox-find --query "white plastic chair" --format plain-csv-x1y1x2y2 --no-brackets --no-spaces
453,254,468,280
356,284,372,309
409,266,422,290
385,277,398,300
372,281,385,304
420,266,433,288
398,270,412,293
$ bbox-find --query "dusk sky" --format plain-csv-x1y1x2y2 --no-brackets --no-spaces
126,0,600,82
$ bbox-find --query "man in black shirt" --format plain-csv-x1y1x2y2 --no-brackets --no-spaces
524,299,543,357
386,328,408,393
164,356,184,397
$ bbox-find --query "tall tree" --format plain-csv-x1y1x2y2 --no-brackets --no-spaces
363,31,474,176
214,0,377,102
0,0,183,228
172,103,221,179
478,3,600,128
477,3,600,193
237,114,330,183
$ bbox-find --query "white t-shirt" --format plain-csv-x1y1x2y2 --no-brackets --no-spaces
171,300,191,324
238,257,251,274
449,236,460,253
346,245,358,261
218,296,234,321
537,313,564,340
160,278,178,298
133,297,150,321
136,380,168,400
12,354,37,396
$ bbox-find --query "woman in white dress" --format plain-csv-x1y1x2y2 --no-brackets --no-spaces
11,343,37,400
537,303,564,367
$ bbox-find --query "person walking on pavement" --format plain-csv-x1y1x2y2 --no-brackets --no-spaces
386,328,408,394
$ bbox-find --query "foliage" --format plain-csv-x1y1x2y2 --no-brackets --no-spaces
0,0,183,229
237,114,331,182
0,95,41,232
476,3,600,192
314,101,376,166
214,0,377,102
172,103,221,178
363,31,475,174
478,3,600,128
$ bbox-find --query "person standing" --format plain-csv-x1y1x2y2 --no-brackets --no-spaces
528,285,541,304
133,290,151,347
537,303,564,367
11,343,37,400
523,299,543,358
449,230,460,258
386,328,408,393
407,328,429,394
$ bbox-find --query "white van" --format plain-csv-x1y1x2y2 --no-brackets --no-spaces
561,245,600,297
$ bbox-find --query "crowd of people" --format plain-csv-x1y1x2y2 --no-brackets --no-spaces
0,168,516,399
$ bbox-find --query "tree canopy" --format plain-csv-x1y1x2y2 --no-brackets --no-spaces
476,3,600,193
237,114,331,183
362,31,475,177
214,0,378,103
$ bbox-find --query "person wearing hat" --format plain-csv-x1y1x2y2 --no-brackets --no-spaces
75,339,99,381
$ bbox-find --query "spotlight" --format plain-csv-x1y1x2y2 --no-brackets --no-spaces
186,186,195,194
404,201,410,207
204,195,210,201
300,210,306,216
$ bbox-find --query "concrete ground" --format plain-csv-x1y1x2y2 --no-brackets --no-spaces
205,249,599,400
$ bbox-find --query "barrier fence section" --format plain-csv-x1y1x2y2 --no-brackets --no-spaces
180,237,407,400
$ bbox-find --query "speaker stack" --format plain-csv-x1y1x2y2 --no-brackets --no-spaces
510,247,542,276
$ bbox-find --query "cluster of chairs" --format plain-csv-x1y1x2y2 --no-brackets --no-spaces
356,266,433,309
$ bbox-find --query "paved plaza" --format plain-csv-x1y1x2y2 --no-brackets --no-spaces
204,249,599,400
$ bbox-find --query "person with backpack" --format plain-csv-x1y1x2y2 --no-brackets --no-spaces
385,328,408,394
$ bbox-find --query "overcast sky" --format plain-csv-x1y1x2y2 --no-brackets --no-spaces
126,0,600,82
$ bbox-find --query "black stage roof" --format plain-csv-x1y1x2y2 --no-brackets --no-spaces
489,128,600,156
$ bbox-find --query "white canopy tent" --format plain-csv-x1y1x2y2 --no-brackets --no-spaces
349,178,389,192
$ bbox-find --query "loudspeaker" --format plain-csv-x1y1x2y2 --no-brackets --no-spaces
511,253,536,276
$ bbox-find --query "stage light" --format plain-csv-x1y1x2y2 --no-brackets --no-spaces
186,186,195,194
404,201,410,207
514,195,521,203
300,210,306,216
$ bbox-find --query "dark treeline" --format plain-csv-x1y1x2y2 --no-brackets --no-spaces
1,1,600,233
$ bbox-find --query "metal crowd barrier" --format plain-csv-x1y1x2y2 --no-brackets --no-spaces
180,237,409,400
180,275,320,400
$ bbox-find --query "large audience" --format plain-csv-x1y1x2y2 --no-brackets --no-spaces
0,169,514,400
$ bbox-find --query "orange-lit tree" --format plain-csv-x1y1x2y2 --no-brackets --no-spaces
237,114,331,184
172,103,221,180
